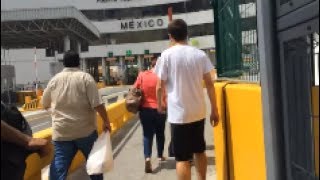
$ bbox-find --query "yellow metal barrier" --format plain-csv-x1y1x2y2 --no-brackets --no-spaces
213,82,267,180
24,129,54,180
25,96,32,103
212,82,229,180
24,100,135,180
21,96,44,111
28,82,317,180
23,99,40,111
97,82,106,89
17,91,37,105
225,84,266,180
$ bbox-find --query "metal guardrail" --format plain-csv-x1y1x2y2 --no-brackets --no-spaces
101,91,128,105
20,90,127,112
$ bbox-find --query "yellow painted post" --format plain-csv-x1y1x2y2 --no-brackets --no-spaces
36,89,43,97
25,96,32,104
33,100,37,110
225,84,266,180
69,152,86,174
37,96,43,109
25,129,53,180
31,100,34,110
24,154,42,180
212,82,229,180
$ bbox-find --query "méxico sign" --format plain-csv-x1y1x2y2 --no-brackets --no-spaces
120,18,164,30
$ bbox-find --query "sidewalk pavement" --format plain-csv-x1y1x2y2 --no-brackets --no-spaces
66,95,216,180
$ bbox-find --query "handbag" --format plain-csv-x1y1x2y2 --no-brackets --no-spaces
125,88,143,114
125,73,144,114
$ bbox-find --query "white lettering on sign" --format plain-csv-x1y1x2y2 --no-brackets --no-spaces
120,19,164,30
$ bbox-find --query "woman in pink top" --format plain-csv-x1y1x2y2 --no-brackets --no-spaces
133,56,166,173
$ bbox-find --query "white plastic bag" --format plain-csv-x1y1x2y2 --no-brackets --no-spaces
86,131,114,175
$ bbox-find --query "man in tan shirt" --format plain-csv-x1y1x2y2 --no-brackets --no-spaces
42,51,111,180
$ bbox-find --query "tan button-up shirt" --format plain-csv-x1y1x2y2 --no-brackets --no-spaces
42,68,102,141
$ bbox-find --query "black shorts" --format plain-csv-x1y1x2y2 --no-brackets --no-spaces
170,119,206,161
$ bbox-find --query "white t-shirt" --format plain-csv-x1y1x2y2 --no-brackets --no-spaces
155,45,214,124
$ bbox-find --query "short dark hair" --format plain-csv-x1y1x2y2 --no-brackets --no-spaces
151,56,158,67
63,51,80,67
168,19,188,41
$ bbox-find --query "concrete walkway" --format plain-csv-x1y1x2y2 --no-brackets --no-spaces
67,96,217,180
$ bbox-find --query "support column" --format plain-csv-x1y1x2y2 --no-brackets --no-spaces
101,57,107,84
119,56,125,74
119,56,126,83
76,41,81,54
119,57,127,84
137,55,143,72
76,41,83,70
257,0,284,180
64,35,71,52
106,60,111,86
82,59,87,72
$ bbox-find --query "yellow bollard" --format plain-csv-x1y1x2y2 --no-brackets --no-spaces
25,96,32,104
36,89,43,96
31,101,35,110
37,96,43,109
26,103,30,111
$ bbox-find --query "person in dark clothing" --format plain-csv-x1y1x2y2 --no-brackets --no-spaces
1,101,49,180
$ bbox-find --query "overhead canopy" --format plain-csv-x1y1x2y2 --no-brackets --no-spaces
1,6,100,49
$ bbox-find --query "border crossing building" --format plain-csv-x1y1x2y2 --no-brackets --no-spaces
1,0,256,86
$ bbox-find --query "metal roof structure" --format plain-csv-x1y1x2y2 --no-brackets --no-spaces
1,7,100,49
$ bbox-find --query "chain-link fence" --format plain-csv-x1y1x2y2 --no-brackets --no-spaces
211,0,259,82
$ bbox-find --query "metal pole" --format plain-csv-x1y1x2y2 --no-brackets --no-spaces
64,35,71,52
168,7,173,22
4,49,6,65
101,57,107,83
34,47,38,91
257,0,284,180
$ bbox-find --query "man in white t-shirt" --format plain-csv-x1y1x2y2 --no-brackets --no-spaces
155,19,219,180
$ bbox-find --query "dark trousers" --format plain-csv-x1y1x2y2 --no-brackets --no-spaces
139,108,166,159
